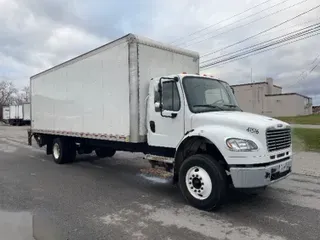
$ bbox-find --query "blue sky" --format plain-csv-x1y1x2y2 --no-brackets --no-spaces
1,0,320,104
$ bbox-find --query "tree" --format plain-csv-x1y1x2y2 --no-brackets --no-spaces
0,80,18,106
15,86,30,104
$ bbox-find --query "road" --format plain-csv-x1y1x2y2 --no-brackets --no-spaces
0,125,320,240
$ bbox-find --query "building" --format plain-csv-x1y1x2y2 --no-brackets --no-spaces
313,105,320,114
232,78,312,117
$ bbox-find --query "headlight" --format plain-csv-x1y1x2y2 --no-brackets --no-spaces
226,138,258,151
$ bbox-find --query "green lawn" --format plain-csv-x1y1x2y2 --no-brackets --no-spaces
292,128,320,152
276,114,320,125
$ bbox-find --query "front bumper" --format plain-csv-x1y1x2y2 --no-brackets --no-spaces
229,157,292,188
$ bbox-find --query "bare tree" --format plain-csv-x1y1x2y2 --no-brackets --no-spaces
15,86,30,104
0,80,18,106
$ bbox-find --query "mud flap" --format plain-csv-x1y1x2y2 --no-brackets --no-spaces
27,130,33,146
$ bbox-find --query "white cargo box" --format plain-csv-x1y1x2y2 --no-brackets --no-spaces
18,105,23,119
23,103,31,121
31,34,199,143
9,105,19,120
2,106,10,120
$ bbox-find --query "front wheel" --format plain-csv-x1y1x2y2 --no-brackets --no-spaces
179,154,227,211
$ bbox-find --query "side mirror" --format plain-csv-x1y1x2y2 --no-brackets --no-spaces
154,102,161,112
156,77,179,118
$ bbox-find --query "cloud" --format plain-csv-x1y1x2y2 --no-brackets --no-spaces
0,0,319,104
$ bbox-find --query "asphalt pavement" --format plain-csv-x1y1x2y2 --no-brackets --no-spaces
0,125,319,240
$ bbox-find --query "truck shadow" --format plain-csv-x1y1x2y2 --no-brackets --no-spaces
51,153,276,211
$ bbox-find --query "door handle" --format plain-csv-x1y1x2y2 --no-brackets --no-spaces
150,121,156,133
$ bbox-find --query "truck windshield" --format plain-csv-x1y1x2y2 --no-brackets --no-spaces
182,76,241,113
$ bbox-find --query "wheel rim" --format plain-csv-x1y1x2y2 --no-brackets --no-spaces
185,166,212,200
53,143,60,160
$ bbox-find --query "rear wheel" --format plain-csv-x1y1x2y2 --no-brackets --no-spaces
179,154,227,211
52,138,76,164
95,148,116,158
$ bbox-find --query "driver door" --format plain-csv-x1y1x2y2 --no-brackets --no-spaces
147,78,185,148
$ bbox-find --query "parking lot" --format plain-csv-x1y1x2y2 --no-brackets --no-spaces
0,124,319,240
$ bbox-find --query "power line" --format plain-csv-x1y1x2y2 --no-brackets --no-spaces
200,23,320,65
287,54,320,87
200,31,320,69
170,0,273,45
180,0,296,48
250,17,320,38
201,29,320,68
201,3,320,58
296,54,320,80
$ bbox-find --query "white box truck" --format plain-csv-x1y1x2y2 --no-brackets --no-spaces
2,106,10,123
9,105,19,125
8,104,31,125
28,34,292,210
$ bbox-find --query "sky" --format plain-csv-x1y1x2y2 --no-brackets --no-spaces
0,0,320,104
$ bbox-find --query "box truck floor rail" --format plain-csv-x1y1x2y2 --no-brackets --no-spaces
28,34,292,211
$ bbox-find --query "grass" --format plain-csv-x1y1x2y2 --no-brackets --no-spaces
292,128,320,152
276,114,320,125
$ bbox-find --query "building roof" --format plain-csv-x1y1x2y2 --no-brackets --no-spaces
265,93,311,99
231,81,282,89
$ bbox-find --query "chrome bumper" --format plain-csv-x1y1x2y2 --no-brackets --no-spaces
230,158,292,188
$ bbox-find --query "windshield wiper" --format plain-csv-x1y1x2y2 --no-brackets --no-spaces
223,104,238,108
222,104,243,111
193,104,224,110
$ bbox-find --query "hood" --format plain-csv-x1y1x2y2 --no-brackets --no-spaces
191,111,289,131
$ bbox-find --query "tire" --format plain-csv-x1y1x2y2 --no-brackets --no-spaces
179,154,227,211
95,148,116,158
52,138,76,164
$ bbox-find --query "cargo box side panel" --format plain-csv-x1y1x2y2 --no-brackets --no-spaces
18,105,23,119
32,41,131,140
2,107,10,120
9,106,16,119
137,44,199,138
23,104,31,121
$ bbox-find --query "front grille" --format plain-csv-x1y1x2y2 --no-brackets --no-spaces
266,127,291,152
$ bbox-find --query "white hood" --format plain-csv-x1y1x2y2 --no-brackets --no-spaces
191,111,289,131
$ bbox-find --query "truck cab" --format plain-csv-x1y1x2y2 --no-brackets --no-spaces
147,73,292,210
